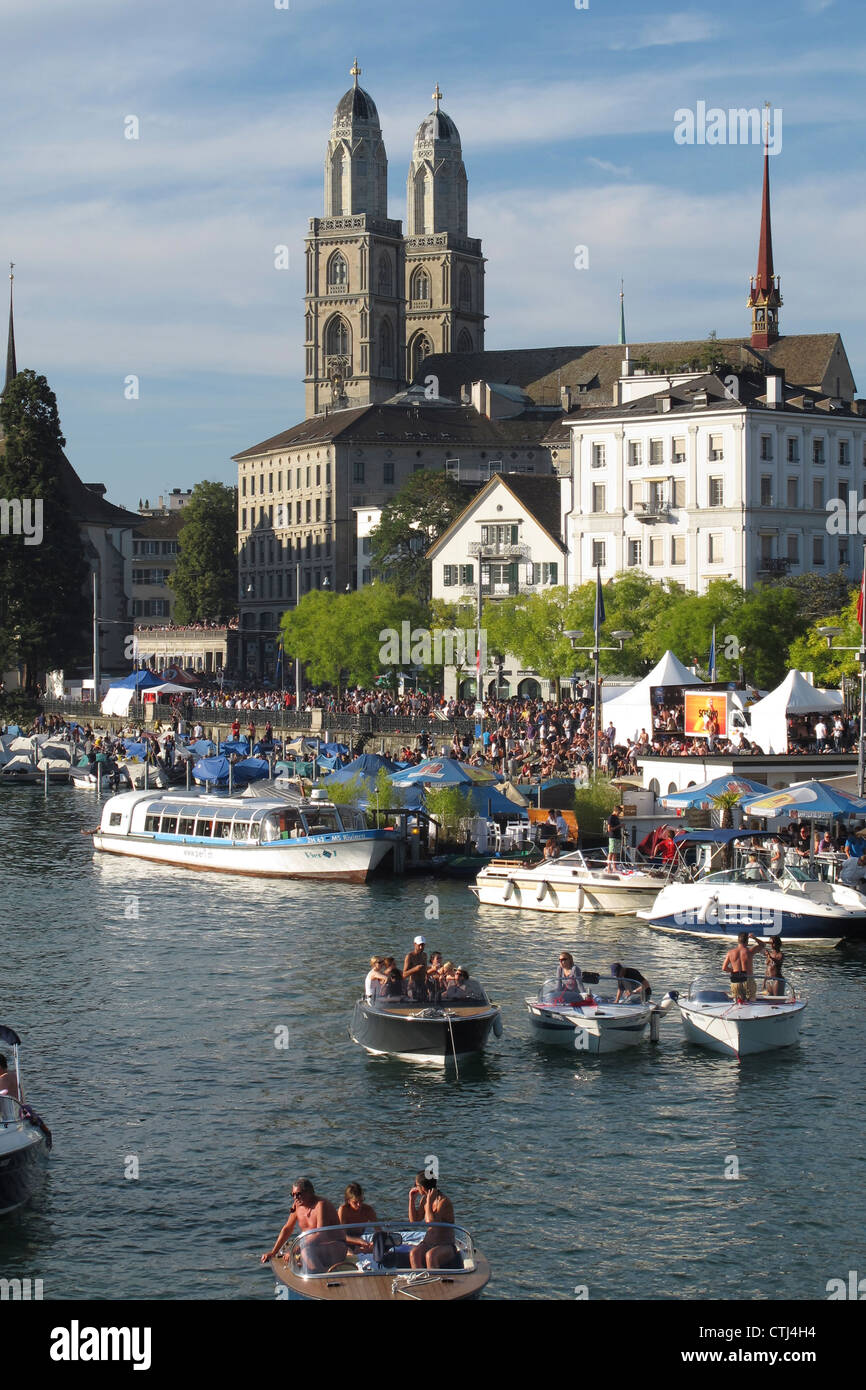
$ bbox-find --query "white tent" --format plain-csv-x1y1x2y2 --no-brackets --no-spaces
748,670,843,755
601,651,704,744
100,679,187,717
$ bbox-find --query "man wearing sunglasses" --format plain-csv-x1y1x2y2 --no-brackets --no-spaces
260,1178,345,1271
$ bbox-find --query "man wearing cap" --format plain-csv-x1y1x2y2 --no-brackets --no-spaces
403,937,429,1002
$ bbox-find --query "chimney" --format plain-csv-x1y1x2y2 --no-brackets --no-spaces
766,374,782,408
560,385,573,412
656,395,672,413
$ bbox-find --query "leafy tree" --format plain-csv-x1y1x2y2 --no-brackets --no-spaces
169,480,238,622
0,370,89,691
425,785,474,843
788,589,862,685
573,776,619,834
772,569,855,627
281,582,429,688
370,471,469,600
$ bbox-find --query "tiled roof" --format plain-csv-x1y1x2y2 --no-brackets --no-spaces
428,473,565,558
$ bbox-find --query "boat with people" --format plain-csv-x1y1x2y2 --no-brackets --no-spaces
270,1219,490,1300
92,785,395,881
350,977,502,1062
525,967,675,1053
0,1026,51,1215
470,849,670,915
669,975,807,1059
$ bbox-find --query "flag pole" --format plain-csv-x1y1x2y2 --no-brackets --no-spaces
859,546,866,797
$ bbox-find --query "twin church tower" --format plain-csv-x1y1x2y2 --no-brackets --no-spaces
304,62,485,416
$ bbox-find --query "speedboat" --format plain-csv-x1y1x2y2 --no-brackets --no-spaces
471,850,670,915
270,1220,490,1300
93,786,395,882
525,972,674,1053
639,862,866,947
0,1026,51,1214
350,983,502,1063
670,975,807,1059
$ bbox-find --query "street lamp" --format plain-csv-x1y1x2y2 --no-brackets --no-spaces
817,625,864,796
564,628,634,773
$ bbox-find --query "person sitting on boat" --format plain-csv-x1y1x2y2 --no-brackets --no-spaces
722,933,763,1003
379,966,405,1000
556,952,583,1001
442,968,475,1001
611,963,652,1002
743,853,768,882
365,957,385,1003
403,936,429,1001
409,1178,458,1271
0,1052,20,1101
338,1183,378,1251
839,851,866,889
425,952,445,1000
409,1171,429,1223
760,935,785,997
260,1179,346,1271
543,837,560,861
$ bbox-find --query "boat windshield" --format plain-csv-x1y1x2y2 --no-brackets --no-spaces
0,1094,24,1124
537,975,645,1006
283,1221,477,1279
685,974,801,1005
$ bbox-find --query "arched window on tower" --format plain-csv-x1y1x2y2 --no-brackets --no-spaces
411,267,431,306
330,146,344,216
378,256,392,297
326,315,351,369
459,266,472,310
410,332,433,379
414,167,427,234
327,252,348,291
379,318,394,375
457,329,473,354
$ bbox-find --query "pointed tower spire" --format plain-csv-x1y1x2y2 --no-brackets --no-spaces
350,57,361,87
747,104,782,349
432,82,442,113
4,262,16,393
618,278,626,346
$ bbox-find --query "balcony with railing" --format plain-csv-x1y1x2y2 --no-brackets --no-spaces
758,556,791,575
467,540,531,561
633,499,670,523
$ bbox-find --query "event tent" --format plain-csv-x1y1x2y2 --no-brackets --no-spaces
747,670,843,755
601,651,703,744
391,758,501,786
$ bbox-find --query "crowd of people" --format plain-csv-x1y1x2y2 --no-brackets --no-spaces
364,939,485,1005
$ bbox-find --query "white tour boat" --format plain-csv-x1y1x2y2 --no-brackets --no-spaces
92,786,395,881
670,975,807,1059
471,850,669,915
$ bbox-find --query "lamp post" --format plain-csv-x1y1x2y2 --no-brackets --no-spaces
817,625,864,796
564,628,634,772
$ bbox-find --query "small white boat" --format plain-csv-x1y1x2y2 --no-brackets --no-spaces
471,850,669,915
670,975,807,1059
0,1026,51,1215
525,972,674,1053
93,786,395,881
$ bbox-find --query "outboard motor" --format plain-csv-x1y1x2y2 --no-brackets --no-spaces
649,990,678,1042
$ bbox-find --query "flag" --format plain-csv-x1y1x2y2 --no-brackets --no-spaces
858,552,866,635
708,625,717,682
275,640,284,683
594,566,606,640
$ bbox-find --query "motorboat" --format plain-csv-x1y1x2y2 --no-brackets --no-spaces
669,975,807,1059
270,1220,490,1300
525,972,674,1053
0,1026,51,1215
0,755,39,785
639,861,866,946
350,982,502,1063
93,786,395,882
471,849,670,915
116,758,171,789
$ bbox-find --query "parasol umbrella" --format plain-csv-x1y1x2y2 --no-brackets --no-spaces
660,776,770,810
740,780,866,822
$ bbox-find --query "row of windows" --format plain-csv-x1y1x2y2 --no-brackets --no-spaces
133,540,178,555
761,436,859,465
241,570,331,612
132,599,171,617
240,499,334,530
323,252,474,310
760,477,866,507
591,481,723,511
132,569,171,585
442,561,559,587
589,436,864,470
309,317,472,379
241,532,333,568
590,534,845,569
241,463,332,497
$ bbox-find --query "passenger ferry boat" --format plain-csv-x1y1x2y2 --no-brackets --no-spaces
92,787,394,881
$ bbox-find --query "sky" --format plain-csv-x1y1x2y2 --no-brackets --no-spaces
2,0,864,509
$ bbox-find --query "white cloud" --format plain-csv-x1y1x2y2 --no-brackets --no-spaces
586,157,633,178
609,12,723,50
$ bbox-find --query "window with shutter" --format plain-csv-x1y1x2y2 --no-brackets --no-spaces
673,479,686,507
671,535,685,565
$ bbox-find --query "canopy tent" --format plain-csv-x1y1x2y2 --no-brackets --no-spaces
461,786,528,818
327,753,400,783
660,776,770,811
601,651,704,744
741,779,866,822
100,670,164,716
748,670,843,755
391,758,501,787
160,666,200,687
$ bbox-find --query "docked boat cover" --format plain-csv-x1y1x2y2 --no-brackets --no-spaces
119,741,149,759
319,742,350,756
391,758,501,786
191,739,217,756
232,758,271,783
192,756,231,785
221,739,250,756
748,671,843,755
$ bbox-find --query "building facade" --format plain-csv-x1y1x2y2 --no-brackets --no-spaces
131,491,191,622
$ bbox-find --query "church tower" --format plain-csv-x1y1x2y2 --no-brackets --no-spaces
747,111,782,350
304,61,406,415
404,84,485,379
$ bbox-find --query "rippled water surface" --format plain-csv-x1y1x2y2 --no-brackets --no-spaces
1,787,864,1300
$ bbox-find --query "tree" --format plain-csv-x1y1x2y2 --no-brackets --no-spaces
0,370,89,691
772,569,855,627
281,582,430,688
370,471,468,601
169,480,238,623
788,589,861,685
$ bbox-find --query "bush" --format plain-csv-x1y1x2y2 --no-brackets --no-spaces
573,776,619,834
425,785,475,845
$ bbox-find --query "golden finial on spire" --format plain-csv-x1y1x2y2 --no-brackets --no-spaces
351,58,361,85
432,82,442,112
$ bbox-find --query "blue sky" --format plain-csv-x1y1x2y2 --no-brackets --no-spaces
2,0,863,509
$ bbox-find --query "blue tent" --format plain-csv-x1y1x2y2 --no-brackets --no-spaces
111,670,163,690
741,780,866,821
391,758,501,787
191,739,217,756
232,757,271,784
660,776,770,810
193,756,230,785
460,786,528,818
328,753,400,782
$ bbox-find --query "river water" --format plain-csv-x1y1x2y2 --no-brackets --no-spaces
1,786,863,1301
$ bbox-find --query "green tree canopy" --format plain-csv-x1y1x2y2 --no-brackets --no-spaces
370,470,469,600
281,582,430,688
169,480,238,623
0,369,89,690
788,588,862,685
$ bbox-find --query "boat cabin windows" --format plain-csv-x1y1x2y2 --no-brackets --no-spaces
194,817,214,838
231,819,252,841
212,821,233,839
178,816,196,836
160,815,178,835
261,810,306,842
302,810,341,836
109,813,122,827
144,814,161,833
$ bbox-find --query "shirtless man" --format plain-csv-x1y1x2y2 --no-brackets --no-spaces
409,1178,458,1271
260,1179,345,1271
0,1053,20,1101
403,936,429,1001
722,932,763,1002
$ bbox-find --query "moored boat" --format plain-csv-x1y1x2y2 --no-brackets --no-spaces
670,975,807,1059
350,984,502,1062
525,972,674,1053
92,786,395,881
0,1026,51,1215
471,850,669,915
271,1220,490,1300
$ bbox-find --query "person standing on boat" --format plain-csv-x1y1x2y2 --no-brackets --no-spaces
365,957,385,1003
760,935,785,997
611,963,651,1002
722,933,762,1003
409,1178,458,1271
605,805,624,869
403,936,429,1001
260,1179,344,1271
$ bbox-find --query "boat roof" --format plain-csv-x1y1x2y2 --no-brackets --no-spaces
674,828,768,844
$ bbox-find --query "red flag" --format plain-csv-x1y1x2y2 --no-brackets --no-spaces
858,560,866,634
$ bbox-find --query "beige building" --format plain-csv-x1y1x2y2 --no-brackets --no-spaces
132,491,192,621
